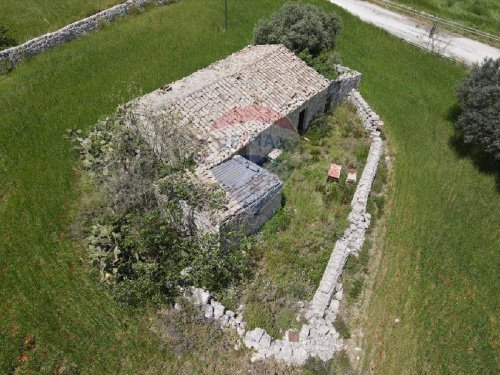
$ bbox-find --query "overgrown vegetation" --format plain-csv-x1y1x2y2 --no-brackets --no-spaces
0,21,16,50
455,57,500,160
0,0,497,373
241,103,370,337
70,113,248,306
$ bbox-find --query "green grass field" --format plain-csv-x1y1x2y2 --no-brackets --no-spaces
0,0,122,43
0,0,498,373
389,0,500,35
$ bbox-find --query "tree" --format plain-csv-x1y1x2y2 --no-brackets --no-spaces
253,2,342,56
455,58,500,160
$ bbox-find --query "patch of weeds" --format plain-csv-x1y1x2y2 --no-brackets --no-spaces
298,49,340,80
0,20,16,50
303,357,334,375
346,277,364,303
330,349,354,375
96,17,110,30
157,298,228,357
354,142,370,163
371,157,387,194
261,208,291,235
333,315,351,339
243,281,301,337
128,4,142,17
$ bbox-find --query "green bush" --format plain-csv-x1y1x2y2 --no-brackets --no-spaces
298,49,339,80
0,21,16,50
253,2,342,56
455,58,500,160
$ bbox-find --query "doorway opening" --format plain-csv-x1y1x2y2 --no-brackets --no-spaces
298,108,307,134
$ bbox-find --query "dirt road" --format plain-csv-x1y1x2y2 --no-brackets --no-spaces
329,0,500,65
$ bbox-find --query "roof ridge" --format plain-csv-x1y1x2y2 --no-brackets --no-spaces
167,44,284,104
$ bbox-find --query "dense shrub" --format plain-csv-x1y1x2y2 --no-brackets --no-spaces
70,113,249,305
455,58,500,160
253,2,342,56
0,21,16,50
298,49,340,80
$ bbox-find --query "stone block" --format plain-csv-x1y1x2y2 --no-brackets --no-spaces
203,304,214,319
212,302,225,319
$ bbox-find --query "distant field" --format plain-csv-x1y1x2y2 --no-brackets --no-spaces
0,0,122,43
388,0,500,35
0,0,497,373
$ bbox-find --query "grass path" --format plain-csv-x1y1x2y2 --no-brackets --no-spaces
0,0,497,373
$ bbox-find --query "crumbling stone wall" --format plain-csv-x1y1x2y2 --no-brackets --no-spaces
0,0,168,68
184,89,385,366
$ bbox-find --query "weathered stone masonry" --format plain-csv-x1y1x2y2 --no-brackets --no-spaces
186,88,385,366
0,0,169,68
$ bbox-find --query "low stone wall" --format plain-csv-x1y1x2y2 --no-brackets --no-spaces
0,0,168,68
184,89,385,366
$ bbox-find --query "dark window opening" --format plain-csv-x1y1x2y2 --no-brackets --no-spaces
298,108,307,134
325,95,333,113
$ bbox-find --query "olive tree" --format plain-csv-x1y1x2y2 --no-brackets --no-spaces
253,2,342,56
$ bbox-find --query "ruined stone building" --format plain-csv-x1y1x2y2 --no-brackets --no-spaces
124,44,360,237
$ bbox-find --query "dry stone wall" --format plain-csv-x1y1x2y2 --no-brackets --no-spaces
185,89,385,366
0,0,168,68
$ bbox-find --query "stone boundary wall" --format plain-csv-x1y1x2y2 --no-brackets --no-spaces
0,0,168,68
329,68,362,106
185,89,385,366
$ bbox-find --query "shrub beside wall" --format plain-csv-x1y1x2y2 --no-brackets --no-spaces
455,58,500,160
253,2,342,56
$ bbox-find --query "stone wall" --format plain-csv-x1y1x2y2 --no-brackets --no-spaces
328,67,362,106
221,187,283,237
184,89,386,366
0,0,168,68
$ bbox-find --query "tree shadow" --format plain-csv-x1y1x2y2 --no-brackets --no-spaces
446,102,462,123
448,132,500,192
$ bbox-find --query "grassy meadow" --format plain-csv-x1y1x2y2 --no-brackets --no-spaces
0,0,498,373
0,0,123,43
388,0,500,35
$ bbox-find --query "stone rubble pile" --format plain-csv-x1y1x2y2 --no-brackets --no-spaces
0,0,168,68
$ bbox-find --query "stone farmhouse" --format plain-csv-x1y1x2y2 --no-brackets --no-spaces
124,44,360,238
